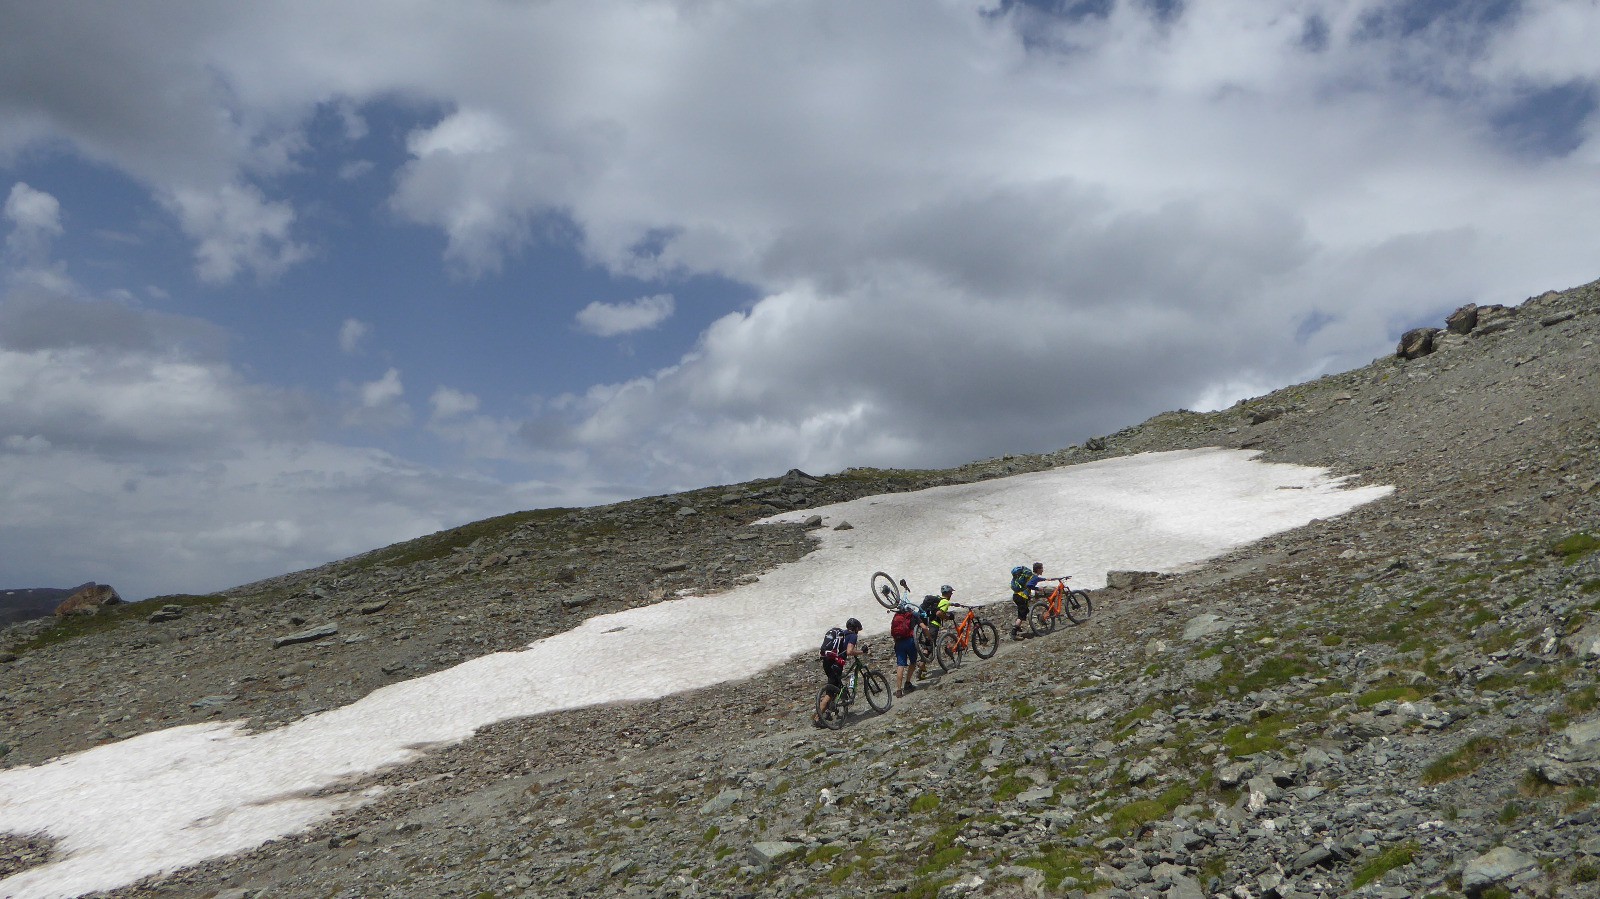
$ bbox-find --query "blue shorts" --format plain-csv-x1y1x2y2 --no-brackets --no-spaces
894,636,917,667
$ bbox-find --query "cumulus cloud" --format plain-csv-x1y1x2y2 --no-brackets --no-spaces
429,385,480,421
574,293,674,337
339,318,370,355
164,183,309,283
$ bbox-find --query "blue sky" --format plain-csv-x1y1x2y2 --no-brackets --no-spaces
1,0,1597,599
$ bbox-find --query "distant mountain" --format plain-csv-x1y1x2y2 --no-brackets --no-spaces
0,584,90,626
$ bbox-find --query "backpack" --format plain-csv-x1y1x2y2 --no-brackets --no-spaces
920,595,942,617
890,609,915,640
821,627,850,658
1011,565,1032,594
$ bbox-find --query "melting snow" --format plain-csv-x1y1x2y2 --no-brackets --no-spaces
0,448,1390,898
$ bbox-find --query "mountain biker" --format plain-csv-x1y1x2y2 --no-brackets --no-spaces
1011,562,1045,639
915,585,955,680
815,617,864,726
890,603,919,697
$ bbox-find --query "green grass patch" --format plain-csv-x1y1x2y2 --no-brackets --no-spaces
1357,685,1422,707
1011,698,1036,721
1565,786,1598,813
1017,843,1105,891
1222,718,1289,758
993,776,1034,802
1552,533,1600,565
1108,783,1191,836
914,846,965,876
1581,580,1600,595
1352,842,1418,889
700,826,719,844
1422,736,1500,785
910,793,941,813
806,844,844,864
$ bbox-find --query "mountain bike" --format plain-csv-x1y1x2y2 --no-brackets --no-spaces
937,603,998,669
1028,576,1092,635
815,649,893,729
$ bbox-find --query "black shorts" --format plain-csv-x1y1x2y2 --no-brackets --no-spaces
1013,594,1030,620
822,658,844,696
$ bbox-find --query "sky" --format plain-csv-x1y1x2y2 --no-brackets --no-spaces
0,0,1595,599
0,448,1391,899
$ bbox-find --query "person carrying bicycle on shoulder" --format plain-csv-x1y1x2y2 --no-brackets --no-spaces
815,617,864,726
915,585,955,680
889,602,920,697
1010,562,1046,640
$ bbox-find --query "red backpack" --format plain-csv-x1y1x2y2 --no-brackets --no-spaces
890,609,915,640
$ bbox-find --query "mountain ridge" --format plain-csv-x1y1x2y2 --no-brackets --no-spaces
2,277,1599,898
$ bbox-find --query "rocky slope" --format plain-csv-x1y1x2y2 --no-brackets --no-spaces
2,279,1600,899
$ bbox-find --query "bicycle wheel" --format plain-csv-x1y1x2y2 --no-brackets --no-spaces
972,620,999,659
863,671,892,713
816,686,844,729
1065,590,1093,624
1028,601,1055,637
939,632,963,669
870,571,901,609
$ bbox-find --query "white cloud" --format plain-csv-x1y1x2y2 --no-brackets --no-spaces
574,293,674,337
429,385,480,421
4,182,64,271
341,368,410,429
338,318,370,355
164,183,309,283
3,183,62,237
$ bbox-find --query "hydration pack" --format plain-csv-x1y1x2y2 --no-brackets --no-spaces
890,609,915,640
1011,565,1032,595
821,626,850,658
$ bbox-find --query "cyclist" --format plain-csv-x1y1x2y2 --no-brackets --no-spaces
815,617,864,726
915,585,955,680
890,602,919,697
1010,562,1045,639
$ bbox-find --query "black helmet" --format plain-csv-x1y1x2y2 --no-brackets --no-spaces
940,585,953,595
846,617,862,631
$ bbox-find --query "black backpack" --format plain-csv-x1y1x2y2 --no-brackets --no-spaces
920,595,942,617
821,627,850,658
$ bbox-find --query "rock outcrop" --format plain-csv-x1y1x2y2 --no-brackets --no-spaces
51,583,122,617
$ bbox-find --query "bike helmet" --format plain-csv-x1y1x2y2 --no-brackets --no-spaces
940,585,953,596
846,617,862,631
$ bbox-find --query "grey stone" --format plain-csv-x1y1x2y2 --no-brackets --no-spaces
699,788,742,815
1461,846,1537,895
1183,614,1234,641
272,624,338,648
747,840,805,870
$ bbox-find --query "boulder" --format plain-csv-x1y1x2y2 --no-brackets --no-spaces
779,468,822,488
54,583,123,617
1446,303,1479,334
1183,614,1235,641
1461,846,1538,895
747,840,804,870
1530,715,1600,786
1396,327,1440,360
1106,570,1160,590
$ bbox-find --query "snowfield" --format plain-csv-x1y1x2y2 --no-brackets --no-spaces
0,448,1391,898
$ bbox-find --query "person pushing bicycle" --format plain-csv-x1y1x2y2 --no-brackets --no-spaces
1010,562,1046,640
916,585,955,680
814,617,864,726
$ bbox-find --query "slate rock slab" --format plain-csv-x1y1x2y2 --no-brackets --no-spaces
272,624,338,649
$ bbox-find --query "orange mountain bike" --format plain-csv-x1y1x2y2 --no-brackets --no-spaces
1028,576,1092,635
937,603,998,668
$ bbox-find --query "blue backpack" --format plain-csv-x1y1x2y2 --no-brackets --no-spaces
1011,566,1032,595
